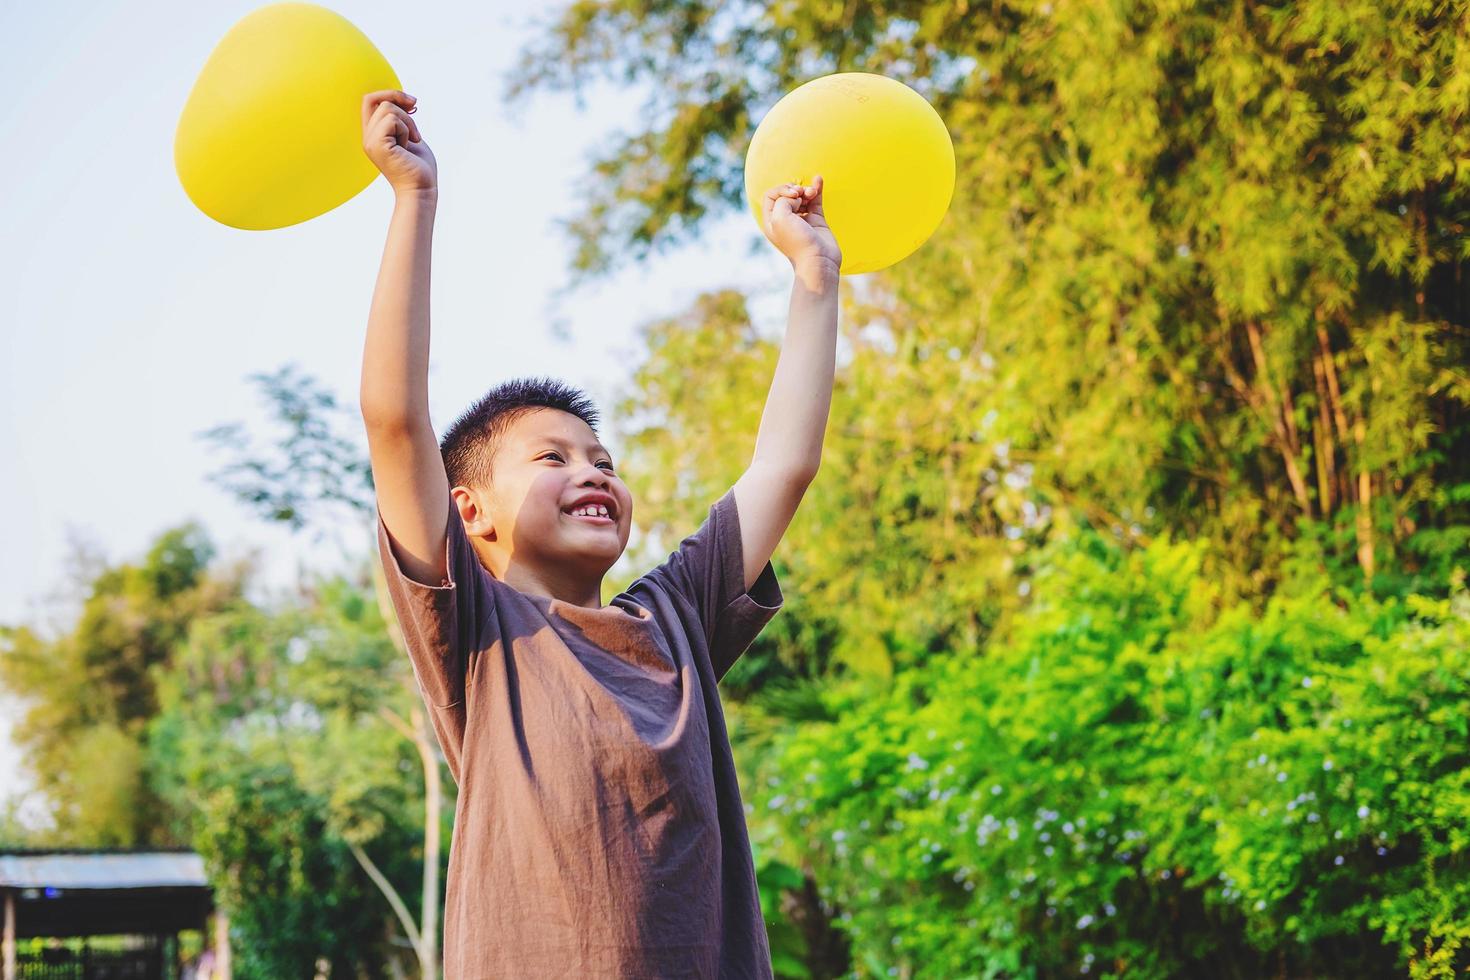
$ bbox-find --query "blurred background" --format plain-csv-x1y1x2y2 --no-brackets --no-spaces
2,0,1468,977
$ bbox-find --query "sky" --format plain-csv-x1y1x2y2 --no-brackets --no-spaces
0,0,796,825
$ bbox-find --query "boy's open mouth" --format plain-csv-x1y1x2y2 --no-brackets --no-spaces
562,502,616,525
564,510,615,525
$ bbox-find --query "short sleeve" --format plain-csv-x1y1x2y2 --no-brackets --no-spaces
376,496,492,783
642,487,784,681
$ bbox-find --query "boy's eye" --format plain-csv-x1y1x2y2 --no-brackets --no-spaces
540,451,615,472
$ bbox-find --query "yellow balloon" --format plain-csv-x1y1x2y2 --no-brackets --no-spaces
744,73,955,275
175,3,400,230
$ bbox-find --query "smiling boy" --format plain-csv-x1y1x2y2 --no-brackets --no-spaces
359,90,839,978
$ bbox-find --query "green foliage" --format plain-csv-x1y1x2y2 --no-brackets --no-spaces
198,362,374,536
755,532,1468,977
149,572,435,975
0,524,239,846
176,759,381,979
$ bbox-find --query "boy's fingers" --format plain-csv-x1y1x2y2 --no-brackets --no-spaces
368,114,411,151
363,89,415,108
361,89,417,130
372,101,420,143
394,104,421,143
368,102,396,141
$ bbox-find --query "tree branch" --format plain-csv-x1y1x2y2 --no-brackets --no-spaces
347,841,421,952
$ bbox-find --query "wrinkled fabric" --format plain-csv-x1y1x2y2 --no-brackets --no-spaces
376,487,784,979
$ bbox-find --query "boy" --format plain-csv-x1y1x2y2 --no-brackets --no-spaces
359,89,839,978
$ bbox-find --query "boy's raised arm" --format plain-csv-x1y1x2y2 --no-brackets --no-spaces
358,90,450,586
732,176,842,592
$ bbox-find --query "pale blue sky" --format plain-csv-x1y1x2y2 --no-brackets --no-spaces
0,0,796,822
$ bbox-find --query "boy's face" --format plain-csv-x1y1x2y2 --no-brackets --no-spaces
471,408,632,578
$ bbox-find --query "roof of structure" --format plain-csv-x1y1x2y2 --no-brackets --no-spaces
0,851,207,890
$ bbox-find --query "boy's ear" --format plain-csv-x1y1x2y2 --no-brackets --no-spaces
452,486,496,541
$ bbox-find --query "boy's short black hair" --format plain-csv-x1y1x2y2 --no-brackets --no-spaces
440,376,601,490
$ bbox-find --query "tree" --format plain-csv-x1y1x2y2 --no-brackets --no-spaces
150,575,435,977
0,524,241,846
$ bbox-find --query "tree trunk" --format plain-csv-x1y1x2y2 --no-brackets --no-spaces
1353,419,1375,582
780,872,851,979
1244,320,1311,514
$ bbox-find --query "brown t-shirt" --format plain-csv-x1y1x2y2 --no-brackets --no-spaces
376,487,784,979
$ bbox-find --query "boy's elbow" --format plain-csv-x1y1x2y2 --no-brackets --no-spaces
788,453,821,485
360,400,418,435
759,457,819,488
359,384,422,432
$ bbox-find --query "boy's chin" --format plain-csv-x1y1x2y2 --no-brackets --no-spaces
559,524,624,556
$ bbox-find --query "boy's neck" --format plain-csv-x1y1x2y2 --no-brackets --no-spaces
474,543,603,609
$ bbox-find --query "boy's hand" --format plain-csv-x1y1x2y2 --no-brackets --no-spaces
362,90,437,196
761,175,841,276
